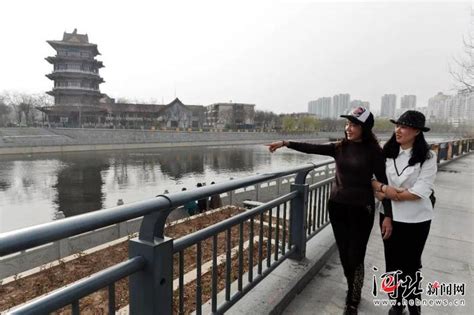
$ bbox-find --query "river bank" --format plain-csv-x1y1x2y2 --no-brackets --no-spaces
0,128,332,155
0,127,458,155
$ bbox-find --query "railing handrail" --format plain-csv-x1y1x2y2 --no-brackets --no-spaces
0,159,333,257
9,256,145,315
429,138,474,146
173,191,299,252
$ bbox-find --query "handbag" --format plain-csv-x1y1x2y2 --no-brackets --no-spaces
429,189,436,208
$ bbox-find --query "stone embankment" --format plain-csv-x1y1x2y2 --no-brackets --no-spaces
0,128,335,155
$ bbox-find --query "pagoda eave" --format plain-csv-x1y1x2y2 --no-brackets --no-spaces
47,41,100,56
47,89,103,96
46,72,104,82
45,56,104,68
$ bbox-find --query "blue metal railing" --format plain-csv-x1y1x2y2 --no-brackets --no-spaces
1,138,472,314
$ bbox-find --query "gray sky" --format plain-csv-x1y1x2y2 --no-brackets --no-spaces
0,0,471,113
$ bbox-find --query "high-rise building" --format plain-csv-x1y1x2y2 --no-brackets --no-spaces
332,94,350,118
380,94,397,118
308,100,317,116
308,97,331,118
427,92,450,120
401,95,417,109
427,90,474,123
449,90,474,124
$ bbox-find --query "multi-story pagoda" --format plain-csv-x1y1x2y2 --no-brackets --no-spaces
43,29,106,127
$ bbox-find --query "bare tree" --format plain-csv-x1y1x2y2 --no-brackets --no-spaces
254,110,279,131
1,91,53,126
1,91,24,125
450,9,474,92
0,95,11,127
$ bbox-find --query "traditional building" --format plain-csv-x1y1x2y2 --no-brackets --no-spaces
100,98,205,129
42,29,106,127
40,30,253,130
156,98,205,129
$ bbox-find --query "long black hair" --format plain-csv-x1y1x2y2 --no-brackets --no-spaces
383,132,432,166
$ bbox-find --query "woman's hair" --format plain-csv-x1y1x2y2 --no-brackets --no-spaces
383,132,432,165
338,125,382,153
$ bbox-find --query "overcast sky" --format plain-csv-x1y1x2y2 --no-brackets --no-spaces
0,0,471,113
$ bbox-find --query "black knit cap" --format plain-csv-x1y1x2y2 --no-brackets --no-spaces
390,110,430,132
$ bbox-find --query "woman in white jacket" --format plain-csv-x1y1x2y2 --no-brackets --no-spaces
372,111,437,315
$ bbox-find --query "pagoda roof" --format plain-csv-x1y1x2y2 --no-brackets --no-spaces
47,29,100,55
47,41,100,55
63,29,89,43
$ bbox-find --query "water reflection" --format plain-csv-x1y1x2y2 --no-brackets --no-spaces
157,149,205,180
205,147,258,172
53,154,109,217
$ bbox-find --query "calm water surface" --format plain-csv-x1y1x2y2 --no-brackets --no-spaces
0,144,329,232
0,137,451,233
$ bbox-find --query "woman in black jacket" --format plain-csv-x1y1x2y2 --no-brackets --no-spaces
267,107,392,315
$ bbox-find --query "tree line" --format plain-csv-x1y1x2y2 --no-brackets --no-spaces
0,92,471,136
0,91,53,127
255,110,473,136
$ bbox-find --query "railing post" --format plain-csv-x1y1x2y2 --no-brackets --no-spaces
229,190,234,205
129,237,173,315
289,169,311,261
129,196,175,315
437,144,443,163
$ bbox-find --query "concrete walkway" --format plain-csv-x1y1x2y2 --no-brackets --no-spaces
283,154,473,315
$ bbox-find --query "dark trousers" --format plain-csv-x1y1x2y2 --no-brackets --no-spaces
380,214,431,313
328,200,374,305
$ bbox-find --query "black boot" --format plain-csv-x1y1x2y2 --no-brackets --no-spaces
344,304,358,315
348,263,364,307
343,264,364,315
407,304,421,315
388,305,407,315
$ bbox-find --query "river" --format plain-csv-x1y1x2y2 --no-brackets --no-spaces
0,136,453,233
0,143,331,232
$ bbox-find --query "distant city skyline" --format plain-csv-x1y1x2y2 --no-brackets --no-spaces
0,1,471,113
